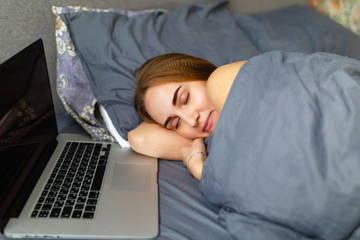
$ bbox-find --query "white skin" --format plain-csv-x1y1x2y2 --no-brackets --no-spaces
144,80,219,140
128,61,246,180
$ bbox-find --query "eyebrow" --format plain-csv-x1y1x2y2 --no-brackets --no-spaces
164,85,182,128
172,85,182,105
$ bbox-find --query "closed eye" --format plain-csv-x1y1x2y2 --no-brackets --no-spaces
181,92,189,106
170,117,180,129
184,93,189,105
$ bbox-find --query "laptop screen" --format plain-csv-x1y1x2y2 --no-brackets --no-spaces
0,39,58,145
0,39,58,230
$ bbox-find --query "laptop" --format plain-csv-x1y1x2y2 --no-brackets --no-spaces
0,39,158,239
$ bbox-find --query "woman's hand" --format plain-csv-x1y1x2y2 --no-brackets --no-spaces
181,138,207,180
128,122,193,160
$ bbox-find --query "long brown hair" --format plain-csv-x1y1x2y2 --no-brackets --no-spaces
134,53,217,123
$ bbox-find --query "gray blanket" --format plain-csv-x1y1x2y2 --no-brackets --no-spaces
200,51,360,239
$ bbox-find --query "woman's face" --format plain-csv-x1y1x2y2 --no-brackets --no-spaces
144,80,219,139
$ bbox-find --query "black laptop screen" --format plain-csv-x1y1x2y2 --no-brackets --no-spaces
0,39,58,229
0,39,57,146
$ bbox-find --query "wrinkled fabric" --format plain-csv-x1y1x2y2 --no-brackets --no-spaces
233,6,360,59
200,51,360,239
60,0,259,140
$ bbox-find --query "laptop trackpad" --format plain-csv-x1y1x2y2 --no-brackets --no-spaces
111,163,151,191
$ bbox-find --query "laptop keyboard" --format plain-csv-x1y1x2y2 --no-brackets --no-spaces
31,141,110,219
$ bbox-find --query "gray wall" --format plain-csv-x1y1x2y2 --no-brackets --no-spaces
0,0,308,114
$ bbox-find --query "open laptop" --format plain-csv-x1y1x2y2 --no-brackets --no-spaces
0,39,158,239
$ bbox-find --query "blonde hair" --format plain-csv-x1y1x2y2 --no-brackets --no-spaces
134,53,217,123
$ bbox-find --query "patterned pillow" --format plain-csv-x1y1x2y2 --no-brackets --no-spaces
52,6,152,144
311,0,360,35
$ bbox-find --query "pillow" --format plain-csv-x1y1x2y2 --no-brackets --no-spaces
233,5,360,59
53,6,159,146
52,6,150,145
59,0,260,141
311,0,360,36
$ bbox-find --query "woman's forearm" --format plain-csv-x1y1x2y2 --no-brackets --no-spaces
128,123,207,180
127,122,192,160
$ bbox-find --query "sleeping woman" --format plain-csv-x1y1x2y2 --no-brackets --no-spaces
127,53,245,180
128,51,360,238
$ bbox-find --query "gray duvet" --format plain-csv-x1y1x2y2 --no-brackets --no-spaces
200,51,360,239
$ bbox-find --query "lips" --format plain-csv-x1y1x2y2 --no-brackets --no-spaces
202,112,213,132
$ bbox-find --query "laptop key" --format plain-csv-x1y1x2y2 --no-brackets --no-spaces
65,199,75,206
70,187,80,193
91,166,105,191
77,196,87,204
45,197,55,203
31,211,38,217
61,207,72,218
54,200,64,208
75,204,84,210
50,208,61,218
83,212,94,219
81,185,90,191
87,199,97,205
79,190,88,197
48,191,57,197
42,204,52,211
88,191,99,199
35,203,42,210
39,211,49,218
85,205,96,212
57,194,66,201
72,210,83,218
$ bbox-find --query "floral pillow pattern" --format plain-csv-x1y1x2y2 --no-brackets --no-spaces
52,6,149,142
311,0,360,35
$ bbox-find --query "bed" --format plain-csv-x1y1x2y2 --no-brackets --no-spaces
3,0,360,239
54,1,360,238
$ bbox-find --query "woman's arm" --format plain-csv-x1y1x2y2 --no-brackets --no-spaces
129,123,206,180
128,121,193,160
206,61,246,113
181,138,207,180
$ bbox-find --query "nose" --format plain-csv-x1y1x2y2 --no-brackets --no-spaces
178,108,199,127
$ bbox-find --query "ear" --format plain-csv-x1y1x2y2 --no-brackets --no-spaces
206,61,246,113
